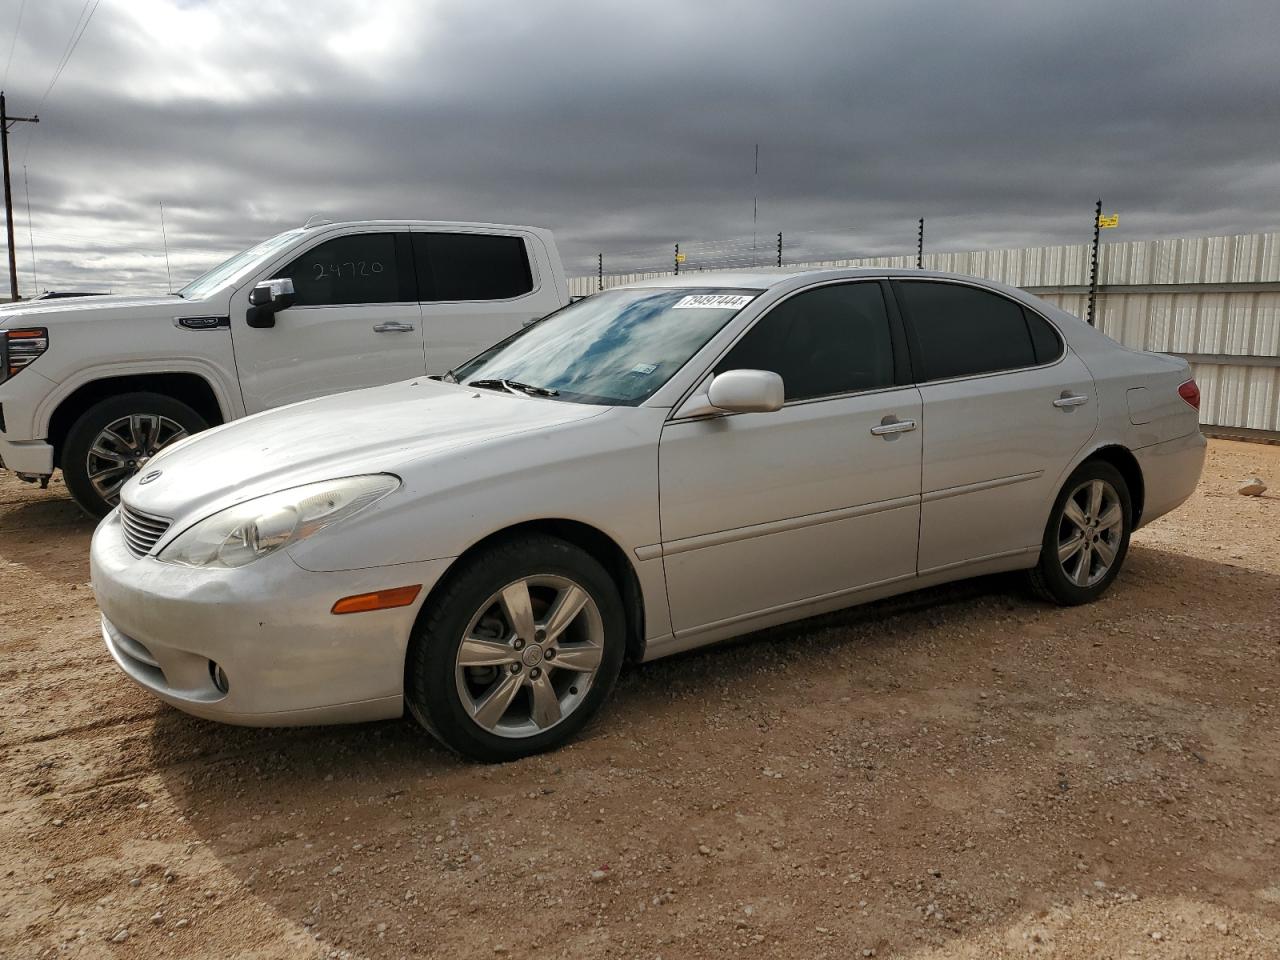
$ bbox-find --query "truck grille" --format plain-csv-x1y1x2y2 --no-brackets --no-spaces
119,502,173,557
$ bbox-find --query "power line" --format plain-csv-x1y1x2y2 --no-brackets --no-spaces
2,0,26,91
39,0,99,107
22,0,101,164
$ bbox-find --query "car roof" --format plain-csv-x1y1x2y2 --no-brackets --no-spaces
303,219,552,235
613,267,1000,290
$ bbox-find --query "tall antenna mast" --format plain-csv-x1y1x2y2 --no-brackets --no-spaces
23,164,35,292
752,143,759,266
159,201,173,293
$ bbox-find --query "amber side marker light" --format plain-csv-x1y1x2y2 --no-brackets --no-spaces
331,584,422,615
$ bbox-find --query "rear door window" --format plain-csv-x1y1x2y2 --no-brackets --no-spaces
414,233,534,302
894,281,1038,380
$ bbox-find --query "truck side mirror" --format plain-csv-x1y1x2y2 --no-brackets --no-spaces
246,278,296,329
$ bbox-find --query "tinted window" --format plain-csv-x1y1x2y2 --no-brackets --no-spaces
415,233,533,301
1025,309,1064,365
716,282,895,401
896,281,1036,380
277,233,402,306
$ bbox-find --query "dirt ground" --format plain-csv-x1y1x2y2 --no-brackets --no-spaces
0,439,1277,960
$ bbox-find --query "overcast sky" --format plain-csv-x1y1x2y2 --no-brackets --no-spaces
1,0,1278,294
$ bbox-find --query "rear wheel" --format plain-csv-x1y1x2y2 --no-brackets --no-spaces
405,535,626,762
62,393,207,517
1028,460,1132,605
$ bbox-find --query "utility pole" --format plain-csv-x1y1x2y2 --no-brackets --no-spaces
674,242,680,276
1086,198,1102,326
0,90,39,300
776,231,782,268
597,252,603,291
1,92,39,301
916,218,924,269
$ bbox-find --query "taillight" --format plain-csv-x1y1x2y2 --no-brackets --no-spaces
1177,378,1200,411
2,327,49,380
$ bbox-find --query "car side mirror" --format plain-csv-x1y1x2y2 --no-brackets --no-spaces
675,369,785,417
707,369,785,413
245,278,296,329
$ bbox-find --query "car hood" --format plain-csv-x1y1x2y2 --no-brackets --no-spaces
0,293,212,321
119,378,607,522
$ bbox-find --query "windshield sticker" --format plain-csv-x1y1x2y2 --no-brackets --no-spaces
672,294,755,310
629,362,658,375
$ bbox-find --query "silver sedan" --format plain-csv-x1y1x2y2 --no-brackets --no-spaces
90,269,1206,761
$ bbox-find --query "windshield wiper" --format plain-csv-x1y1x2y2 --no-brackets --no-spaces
467,378,559,398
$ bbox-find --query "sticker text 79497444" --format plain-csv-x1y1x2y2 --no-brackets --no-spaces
671,294,756,310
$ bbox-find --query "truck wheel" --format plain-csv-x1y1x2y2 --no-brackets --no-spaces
62,393,208,517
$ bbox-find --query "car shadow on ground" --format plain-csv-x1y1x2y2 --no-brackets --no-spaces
0,494,96,586
145,543,1280,957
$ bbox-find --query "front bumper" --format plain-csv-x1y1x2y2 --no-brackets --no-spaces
0,435,54,475
89,510,454,726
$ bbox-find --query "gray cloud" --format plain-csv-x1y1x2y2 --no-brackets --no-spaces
1,0,1278,292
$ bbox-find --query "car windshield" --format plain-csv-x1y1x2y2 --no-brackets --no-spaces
451,287,763,405
177,228,307,300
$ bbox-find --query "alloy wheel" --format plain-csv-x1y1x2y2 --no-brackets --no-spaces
454,575,605,739
86,414,189,506
1056,478,1124,588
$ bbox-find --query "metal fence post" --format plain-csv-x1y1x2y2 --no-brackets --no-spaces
1087,199,1101,326
917,218,924,269
777,232,783,267
674,243,680,276
597,252,603,291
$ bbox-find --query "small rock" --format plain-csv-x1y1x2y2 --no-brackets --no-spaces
175,919,190,929
1151,930,1163,941
129,878,141,888
1237,478,1267,497
51,819,64,827
1215,921,1229,935
150,912,163,924
111,929,129,943
589,869,609,883
698,845,712,856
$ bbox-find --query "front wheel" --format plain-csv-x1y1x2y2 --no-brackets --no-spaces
62,393,208,518
405,535,626,762
1027,460,1133,605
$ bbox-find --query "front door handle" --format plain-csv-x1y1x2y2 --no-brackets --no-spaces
1053,392,1090,409
373,321,416,333
870,416,918,437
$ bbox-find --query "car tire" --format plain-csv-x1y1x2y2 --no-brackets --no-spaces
1027,459,1133,606
62,392,208,518
405,534,627,762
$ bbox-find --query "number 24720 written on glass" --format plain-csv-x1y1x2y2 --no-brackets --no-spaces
312,261,385,281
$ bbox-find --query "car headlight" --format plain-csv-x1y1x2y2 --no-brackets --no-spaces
156,474,399,568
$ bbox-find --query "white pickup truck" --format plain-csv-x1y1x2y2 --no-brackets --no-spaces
0,219,569,516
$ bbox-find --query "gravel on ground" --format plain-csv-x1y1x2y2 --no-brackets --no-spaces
0,438,1277,959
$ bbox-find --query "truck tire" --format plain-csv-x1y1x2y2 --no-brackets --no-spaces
62,392,208,518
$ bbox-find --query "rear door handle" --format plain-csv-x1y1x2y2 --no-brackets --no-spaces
373,321,415,333
870,417,918,437
1053,392,1089,408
